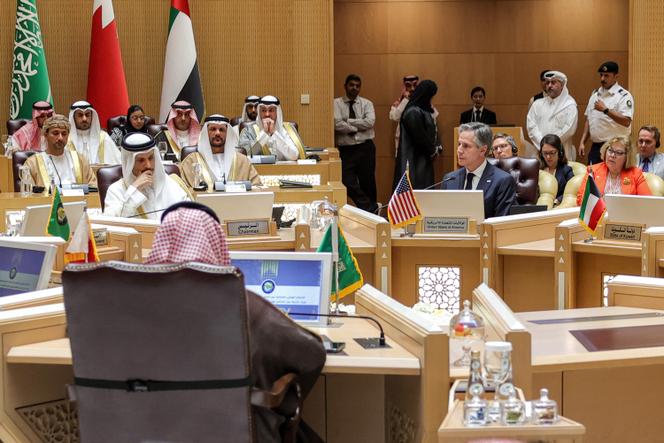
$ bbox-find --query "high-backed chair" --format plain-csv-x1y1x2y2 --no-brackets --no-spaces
97,164,182,210
180,146,198,161
12,150,36,192
537,169,558,209
6,119,30,135
488,157,539,205
63,261,302,443
106,115,155,134
568,160,587,176
644,172,664,196
230,116,242,127
147,123,168,137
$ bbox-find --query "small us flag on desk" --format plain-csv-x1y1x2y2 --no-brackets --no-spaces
387,170,422,228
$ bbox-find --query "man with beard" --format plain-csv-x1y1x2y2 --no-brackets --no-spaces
578,61,634,164
238,95,306,160
66,101,120,164
334,74,378,212
23,114,96,189
526,70,578,160
103,132,190,219
237,95,260,125
180,114,261,190
155,100,201,160
11,101,54,152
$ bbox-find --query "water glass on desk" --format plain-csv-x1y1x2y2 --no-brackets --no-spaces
19,165,33,196
158,141,168,160
4,211,23,236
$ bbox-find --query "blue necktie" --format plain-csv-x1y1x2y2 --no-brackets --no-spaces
642,158,650,172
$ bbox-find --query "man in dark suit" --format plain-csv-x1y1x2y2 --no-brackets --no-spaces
442,122,515,218
459,87,497,125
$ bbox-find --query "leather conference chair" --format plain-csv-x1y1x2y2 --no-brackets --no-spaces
568,160,587,176
63,262,302,443
537,170,558,209
230,116,242,127
6,119,30,135
106,115,155,134
97,164,182,211
180,146,198,161
147,123,168,137
12,151,36,192
488,157,540,205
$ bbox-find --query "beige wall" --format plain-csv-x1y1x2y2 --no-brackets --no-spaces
629,0,664,137
0,0,334,147
334,0,629,202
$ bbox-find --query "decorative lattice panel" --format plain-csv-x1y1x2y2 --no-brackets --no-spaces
387,403,416,443
17,399,78,443
418,266,461,314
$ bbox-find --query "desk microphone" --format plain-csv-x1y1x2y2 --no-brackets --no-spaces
127,208,170,218
424,176,455,190
288,311,387,347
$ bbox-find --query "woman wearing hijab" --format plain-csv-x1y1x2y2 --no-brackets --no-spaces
393,80,441,190
110,104,148,146
146,202,326,443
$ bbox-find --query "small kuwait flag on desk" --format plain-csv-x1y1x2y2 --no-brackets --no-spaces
578,173,606,235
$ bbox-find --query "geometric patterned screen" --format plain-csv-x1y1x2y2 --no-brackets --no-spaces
418,266,461,314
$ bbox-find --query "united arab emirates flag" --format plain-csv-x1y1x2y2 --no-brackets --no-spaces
9,0,52,119
159,0,205,122
317,222,364,299
579,173,606,235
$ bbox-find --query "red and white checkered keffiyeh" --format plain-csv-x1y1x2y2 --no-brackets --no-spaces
146,207,230,266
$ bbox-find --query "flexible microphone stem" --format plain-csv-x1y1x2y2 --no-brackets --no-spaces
288,311,386,347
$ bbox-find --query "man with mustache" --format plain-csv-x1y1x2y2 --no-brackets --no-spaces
104,132,190,219
66,101,121,165
578,61,634,165
11,101,54,152
23,114,96,189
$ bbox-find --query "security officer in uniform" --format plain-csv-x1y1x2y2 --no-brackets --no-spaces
578,61,634,165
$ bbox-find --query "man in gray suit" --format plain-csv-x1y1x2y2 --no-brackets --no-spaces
636,125,664,180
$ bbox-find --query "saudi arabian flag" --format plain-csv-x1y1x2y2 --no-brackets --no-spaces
317,222,364,299
10,0,52,119
45,187,70,241
159,0,205,122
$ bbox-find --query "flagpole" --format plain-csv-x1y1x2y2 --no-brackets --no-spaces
331,216,340,317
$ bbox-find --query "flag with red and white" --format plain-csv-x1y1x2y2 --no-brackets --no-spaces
388,170,422,228
65,212,100,264
578,173,606,234
87,0,130,129
159,0,205,122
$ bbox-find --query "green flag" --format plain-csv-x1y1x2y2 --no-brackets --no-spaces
317,223,363,299
46,187,70,241
10,0,52,119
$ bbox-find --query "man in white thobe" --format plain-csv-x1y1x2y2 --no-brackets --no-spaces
67,101,120,165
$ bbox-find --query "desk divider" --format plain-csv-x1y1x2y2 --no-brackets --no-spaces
355,284,447,443
471,283,532,398
607,275,664,310
642,227,664,278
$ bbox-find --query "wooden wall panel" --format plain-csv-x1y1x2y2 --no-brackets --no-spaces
0,0,334,147
335,0,629,203
629,0,664,138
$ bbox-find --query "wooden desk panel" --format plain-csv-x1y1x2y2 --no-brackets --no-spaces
0,157,12,193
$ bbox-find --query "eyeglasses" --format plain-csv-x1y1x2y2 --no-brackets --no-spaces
607,147,626,156
542,151,558,157
493,143,511,151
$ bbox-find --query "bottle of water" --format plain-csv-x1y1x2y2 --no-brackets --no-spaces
19,165,32,196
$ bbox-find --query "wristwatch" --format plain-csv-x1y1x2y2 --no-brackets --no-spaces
603,108,610,115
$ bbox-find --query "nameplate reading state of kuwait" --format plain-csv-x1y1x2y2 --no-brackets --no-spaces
604,223,642,241
227,220,270,237
423,217,468,233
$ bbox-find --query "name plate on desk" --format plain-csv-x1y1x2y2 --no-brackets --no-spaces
423,217,468,233
297,159,317,165
225,183,247,193
226,219,270,236
604,223,643,241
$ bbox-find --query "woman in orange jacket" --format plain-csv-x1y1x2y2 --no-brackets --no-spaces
577,136,651,205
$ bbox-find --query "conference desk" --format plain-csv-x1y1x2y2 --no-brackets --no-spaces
254,158,342,187
0,157,12,193
0,184,347,233
481,208,580,311
390,230,481,310
0,285,449,443
519,306,664,443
